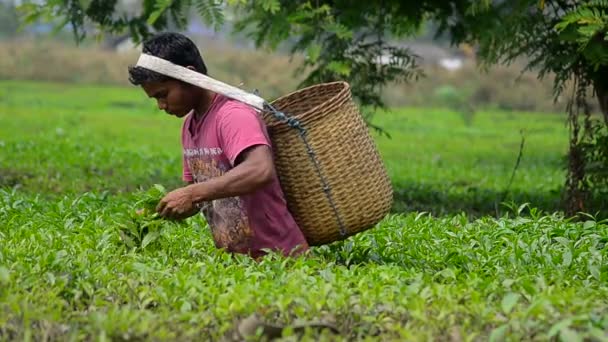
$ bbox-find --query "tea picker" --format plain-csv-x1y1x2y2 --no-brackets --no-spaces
135,53,393,246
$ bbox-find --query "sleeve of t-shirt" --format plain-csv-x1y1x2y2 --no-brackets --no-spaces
218,104,271,166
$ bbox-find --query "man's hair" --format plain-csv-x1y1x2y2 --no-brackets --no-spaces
128,32,208,85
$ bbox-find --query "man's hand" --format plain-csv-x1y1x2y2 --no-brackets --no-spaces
156,186,199,220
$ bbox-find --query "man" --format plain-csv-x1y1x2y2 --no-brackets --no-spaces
128,32,309,258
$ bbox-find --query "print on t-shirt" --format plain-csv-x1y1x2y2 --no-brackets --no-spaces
185,147,253,252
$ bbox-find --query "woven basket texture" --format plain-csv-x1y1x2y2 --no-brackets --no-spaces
261,81,393,246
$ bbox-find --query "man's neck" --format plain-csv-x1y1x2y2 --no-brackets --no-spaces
193,90,216,121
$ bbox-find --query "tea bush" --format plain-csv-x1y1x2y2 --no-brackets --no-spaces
1,80,607,340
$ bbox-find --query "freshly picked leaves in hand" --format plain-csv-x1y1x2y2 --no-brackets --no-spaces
117,184,181,250
133,183,167,219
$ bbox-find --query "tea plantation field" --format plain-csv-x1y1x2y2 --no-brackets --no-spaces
1,80,607,341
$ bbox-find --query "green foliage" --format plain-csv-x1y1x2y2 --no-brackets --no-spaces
1,79,605,341
0,80,185,194
147,0,174,26
17,0,198,43
439,1,608,215
14,1,608,114
17,2,608,211
578,119,608,201
0,80,570,217
116,184,188,250
16,0,431,121
555,1,608,70
231,1,427,117
2,188,608,339
193,0,225,31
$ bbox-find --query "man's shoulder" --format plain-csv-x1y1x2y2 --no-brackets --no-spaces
215,96,258,119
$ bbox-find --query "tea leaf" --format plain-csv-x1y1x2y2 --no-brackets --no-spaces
0,266,9,284
141,231,160,249
501,292,520,314
489,324,509,342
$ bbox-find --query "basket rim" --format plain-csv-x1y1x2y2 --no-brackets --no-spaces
265,81,351,129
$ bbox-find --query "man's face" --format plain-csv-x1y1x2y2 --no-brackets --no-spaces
141,80,196,118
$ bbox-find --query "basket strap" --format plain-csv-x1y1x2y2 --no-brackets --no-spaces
263,101,347,238
136,54,266,110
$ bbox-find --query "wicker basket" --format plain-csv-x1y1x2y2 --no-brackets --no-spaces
261,81,393,246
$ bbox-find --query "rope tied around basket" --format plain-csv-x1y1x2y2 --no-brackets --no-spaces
269,110,304,131
263,101,347,237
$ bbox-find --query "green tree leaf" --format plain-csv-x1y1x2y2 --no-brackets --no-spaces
147,0,174,25
260,0,279,14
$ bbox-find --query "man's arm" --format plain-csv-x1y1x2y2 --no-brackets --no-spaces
156,144,275,219
191,144,275,202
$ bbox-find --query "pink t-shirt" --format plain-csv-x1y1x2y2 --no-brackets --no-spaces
181,94,309,258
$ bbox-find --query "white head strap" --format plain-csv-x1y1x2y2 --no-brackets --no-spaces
135,53,266,111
